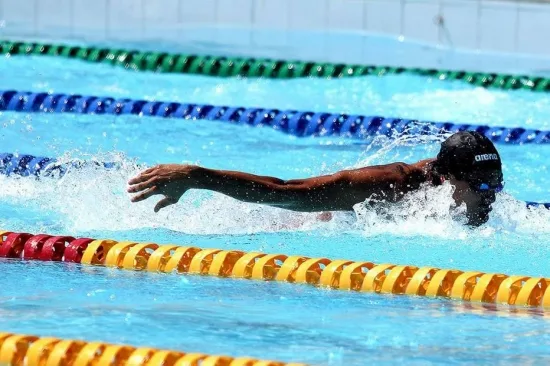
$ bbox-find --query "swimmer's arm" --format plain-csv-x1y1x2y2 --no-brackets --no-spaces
128,163,409,212
197,166,404,212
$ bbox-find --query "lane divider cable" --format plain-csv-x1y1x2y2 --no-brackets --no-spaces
1,230,549,310
0,331,306,366
1,40,549,92
1,89,548,144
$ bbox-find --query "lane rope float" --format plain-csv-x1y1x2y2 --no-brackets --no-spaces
1,230,550,310
1,40,549,92
0,152,118,178
1,89,549,144
526,201,550,210
1,151,549,208
0,331,306,366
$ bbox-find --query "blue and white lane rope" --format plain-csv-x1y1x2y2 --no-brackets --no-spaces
1,152,548,209
0,153,117,178
1,90,549,144
526,202,550,209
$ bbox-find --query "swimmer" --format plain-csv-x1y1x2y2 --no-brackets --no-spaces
127,131,504,227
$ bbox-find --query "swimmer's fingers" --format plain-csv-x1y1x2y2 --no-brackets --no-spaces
154,197,178,212
130,186,160,203
128,174,153,185
128,168,156,185
127,177,158,193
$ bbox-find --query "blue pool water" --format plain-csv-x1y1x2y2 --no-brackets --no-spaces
1,52,550,365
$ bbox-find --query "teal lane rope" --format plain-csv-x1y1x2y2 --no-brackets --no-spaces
1,40,549,92
1,90,548,144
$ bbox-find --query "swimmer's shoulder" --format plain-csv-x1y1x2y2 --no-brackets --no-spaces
386,159,435,186
408,158,436,175
378,159,434,177
346,159,434,185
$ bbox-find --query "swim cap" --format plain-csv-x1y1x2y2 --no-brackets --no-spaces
434,131,503,184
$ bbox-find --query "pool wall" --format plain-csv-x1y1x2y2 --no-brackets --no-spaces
1,0,550,72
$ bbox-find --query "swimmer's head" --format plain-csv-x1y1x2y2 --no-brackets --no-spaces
432,131,504,226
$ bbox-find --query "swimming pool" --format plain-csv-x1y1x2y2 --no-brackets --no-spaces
1,39,550,365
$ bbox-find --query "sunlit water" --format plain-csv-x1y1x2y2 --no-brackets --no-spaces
0,54,550,365
2,55,550,129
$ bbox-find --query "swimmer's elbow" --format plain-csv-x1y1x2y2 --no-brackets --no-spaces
276,174,358,212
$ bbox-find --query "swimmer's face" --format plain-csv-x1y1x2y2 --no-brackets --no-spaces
449,170,503,226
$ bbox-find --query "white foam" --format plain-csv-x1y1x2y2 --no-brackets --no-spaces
0,155,340,235
0,144,548,237
350,183,550,239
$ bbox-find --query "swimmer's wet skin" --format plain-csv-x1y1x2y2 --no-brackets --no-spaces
128,131,504,227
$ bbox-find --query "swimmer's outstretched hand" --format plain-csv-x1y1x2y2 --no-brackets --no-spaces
128,164,197,212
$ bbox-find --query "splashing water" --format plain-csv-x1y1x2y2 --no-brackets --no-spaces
0,157,343,235
0,144,548,239
350,133,550,238
353,183,550,239
353,126,448,168
2,47,550,364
